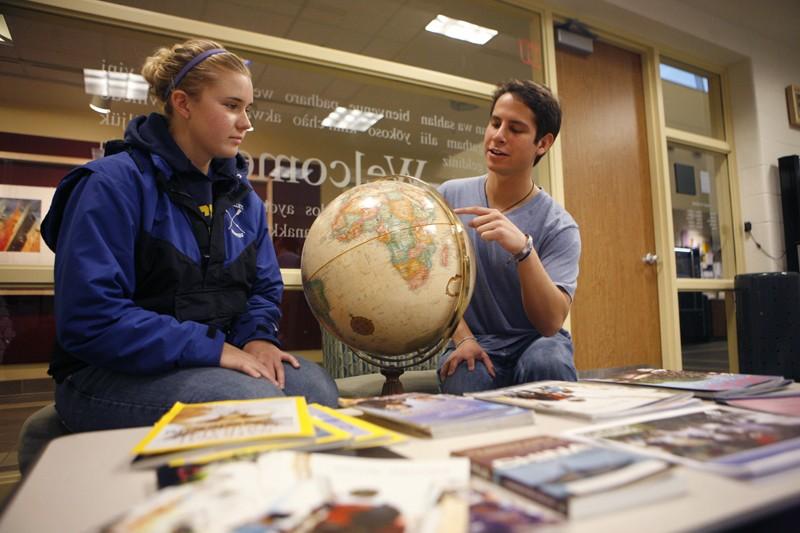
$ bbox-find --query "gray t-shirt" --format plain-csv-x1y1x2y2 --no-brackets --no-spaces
438,175,581,350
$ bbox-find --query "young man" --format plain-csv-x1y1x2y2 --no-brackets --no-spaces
437,79,581,394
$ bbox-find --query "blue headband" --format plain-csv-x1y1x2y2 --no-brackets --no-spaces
164,48,227,100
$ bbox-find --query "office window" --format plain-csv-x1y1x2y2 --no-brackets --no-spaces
661,60,724,139
669,143,729,280
107,0,544,85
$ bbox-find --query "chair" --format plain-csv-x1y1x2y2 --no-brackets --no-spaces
17,403,69,476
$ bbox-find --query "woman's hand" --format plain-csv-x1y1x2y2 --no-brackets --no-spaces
219,340,300,388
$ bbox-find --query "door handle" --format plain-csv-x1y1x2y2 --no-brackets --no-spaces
642,252,658,265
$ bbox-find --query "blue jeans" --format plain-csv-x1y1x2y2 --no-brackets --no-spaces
55,356,339,432
438,330,577,394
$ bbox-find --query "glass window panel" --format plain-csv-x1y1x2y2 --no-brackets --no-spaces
669,143,729,279
661,59,724,139
0,295,54,365
679,290,730,372
107,0,544,85
2,6,552,356
227,46,553,257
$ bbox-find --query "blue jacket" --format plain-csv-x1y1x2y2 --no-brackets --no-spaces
42,113,283,381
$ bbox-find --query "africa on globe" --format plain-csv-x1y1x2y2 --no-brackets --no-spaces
301,176,475,365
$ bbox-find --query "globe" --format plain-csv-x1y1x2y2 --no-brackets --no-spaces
301,175,475,384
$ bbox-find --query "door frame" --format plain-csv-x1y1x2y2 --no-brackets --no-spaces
543,12,682,368
540,9,743,370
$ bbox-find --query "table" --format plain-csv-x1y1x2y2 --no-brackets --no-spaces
1,408,799,532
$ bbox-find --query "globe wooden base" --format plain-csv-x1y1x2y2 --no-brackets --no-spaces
379,367,405,395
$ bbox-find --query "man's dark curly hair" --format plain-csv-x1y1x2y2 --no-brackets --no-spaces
490,80,561,166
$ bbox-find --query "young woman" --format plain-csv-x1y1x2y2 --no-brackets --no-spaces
42,39,338,432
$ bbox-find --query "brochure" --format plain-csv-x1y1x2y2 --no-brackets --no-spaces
582,368,789,399
569,406,800,478
469,380,699,420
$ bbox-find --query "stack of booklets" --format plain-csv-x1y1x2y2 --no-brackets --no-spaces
468,380,700,420
452,435,684,519
717,391,800,417
568,405,800,478
131,397,406,469
341,392,535,438
107,451,471,533
582,368,790,399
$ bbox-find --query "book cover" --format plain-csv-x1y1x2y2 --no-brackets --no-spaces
452,435,680,518
583,368,788,398
570,406,800,478
133,397,314,456
162,415,352,470
343,392,535,438
470,380,697,420
130,397,316,469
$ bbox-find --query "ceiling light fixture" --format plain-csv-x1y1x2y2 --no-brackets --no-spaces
425,14,497,45
321,106,382,132
0,15,13,46
89,94,111,114
83,69,149,100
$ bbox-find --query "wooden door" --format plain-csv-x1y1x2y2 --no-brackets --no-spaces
556,41,661,369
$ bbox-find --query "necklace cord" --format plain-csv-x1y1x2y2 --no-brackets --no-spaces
485,180,535,213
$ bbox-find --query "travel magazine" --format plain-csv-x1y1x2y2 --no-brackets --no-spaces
452,435,683,519
582,368,790,399
569,405,800,478
130,397,316,469
469,380,699,420
341,392,535,438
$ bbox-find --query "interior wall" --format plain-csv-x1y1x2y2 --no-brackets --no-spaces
545,0,800,273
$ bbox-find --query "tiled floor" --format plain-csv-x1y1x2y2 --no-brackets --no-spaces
0,365,53,508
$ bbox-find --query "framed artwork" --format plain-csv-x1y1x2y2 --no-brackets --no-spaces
787,85,800,128
0,184,55,267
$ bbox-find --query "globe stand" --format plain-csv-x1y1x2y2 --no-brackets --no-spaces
353,343,445,397
379,367,406,395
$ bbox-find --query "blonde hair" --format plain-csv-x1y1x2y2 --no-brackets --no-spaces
141,39,250,115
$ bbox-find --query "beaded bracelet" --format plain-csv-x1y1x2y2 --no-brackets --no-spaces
455,336,477,349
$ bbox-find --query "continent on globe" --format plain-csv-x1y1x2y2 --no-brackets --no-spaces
331,188,436,290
